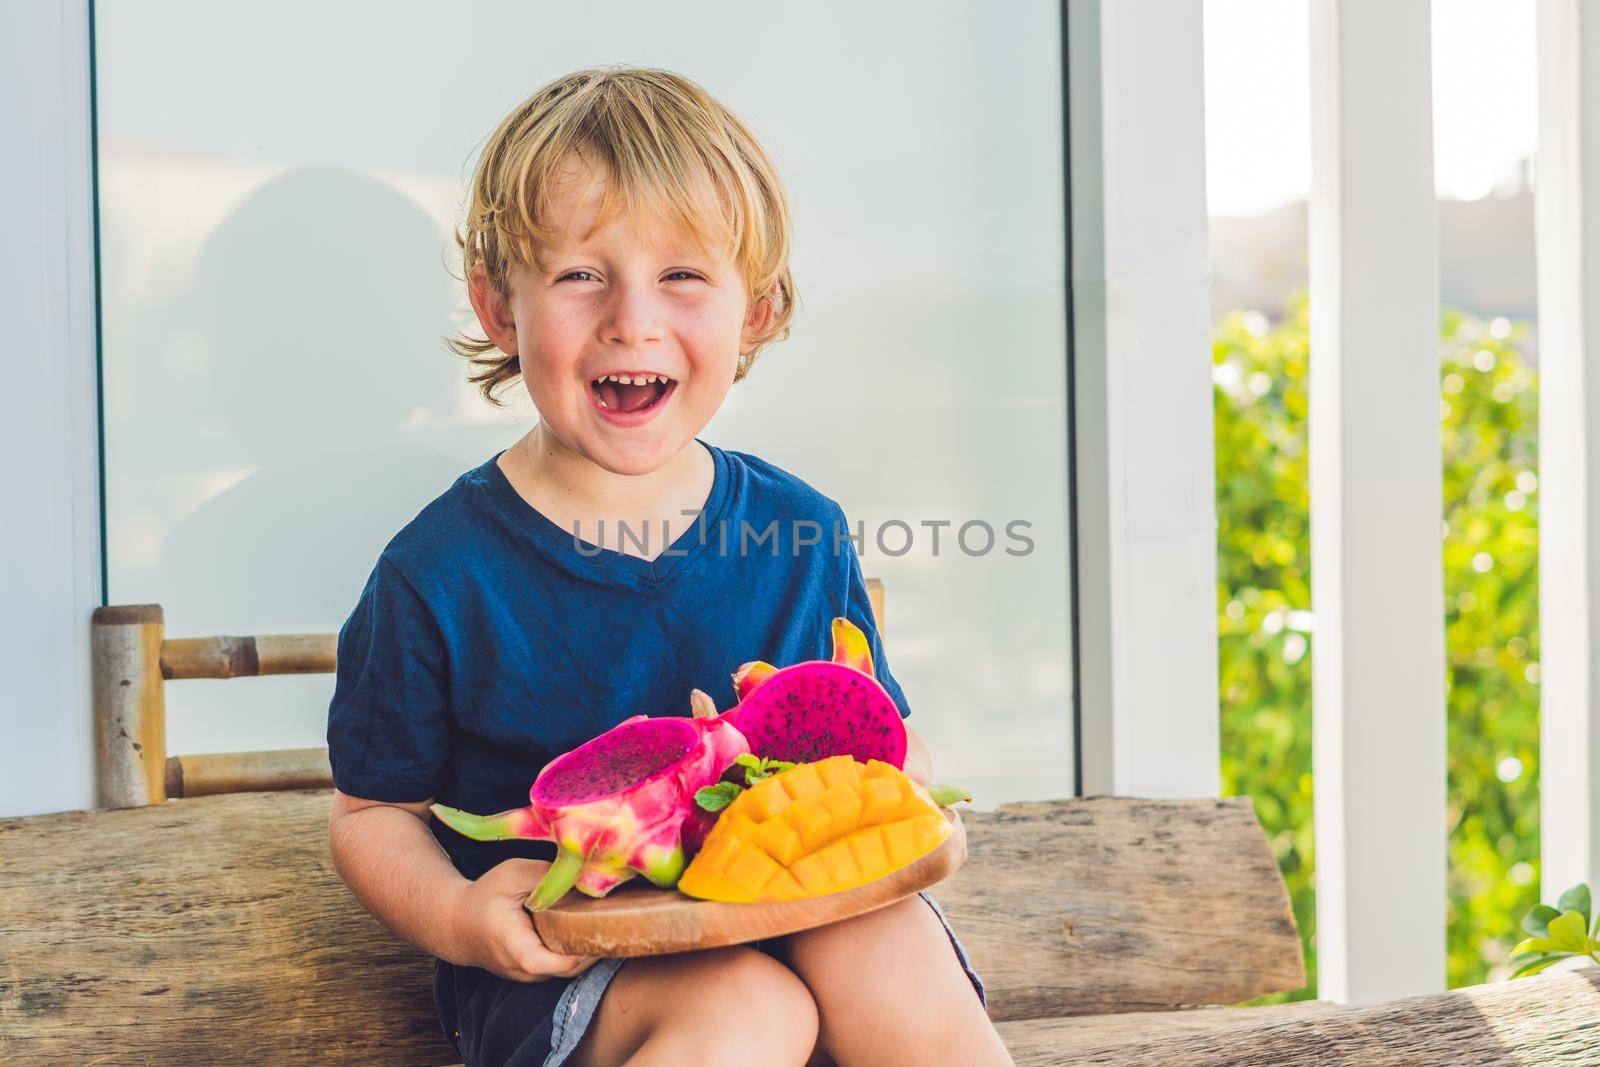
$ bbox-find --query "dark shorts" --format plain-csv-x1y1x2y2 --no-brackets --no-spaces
434,892,987,1067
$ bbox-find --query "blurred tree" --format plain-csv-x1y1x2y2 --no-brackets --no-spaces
1213,293,1540,998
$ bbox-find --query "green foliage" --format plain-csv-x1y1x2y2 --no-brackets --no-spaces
1508,883,1600,977
1213,294,1541,997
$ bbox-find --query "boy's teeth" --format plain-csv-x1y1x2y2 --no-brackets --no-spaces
592,373,669,385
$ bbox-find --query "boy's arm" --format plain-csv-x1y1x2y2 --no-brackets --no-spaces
327,790,594,982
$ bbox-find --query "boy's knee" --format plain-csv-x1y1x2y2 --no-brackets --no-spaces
691,946,819,1050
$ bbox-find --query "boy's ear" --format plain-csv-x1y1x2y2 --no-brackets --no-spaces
740,294,776,355
467,264,520,355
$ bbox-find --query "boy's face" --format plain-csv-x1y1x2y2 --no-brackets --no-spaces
469,157,772,478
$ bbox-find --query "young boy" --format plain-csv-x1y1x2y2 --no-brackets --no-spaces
326,66,1013,1067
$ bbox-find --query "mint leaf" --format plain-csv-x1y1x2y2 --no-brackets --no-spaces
694,782,742,812
734,754,797,784
745,757,796,784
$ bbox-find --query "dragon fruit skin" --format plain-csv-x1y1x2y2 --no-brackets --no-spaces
430,714,749,909
702,617,909,769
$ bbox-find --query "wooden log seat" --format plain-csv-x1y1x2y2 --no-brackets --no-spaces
3,792,1594,1063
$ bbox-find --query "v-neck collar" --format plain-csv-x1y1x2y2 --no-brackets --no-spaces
476,437,733,588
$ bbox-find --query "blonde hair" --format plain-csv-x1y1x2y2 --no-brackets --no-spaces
446,66,797,407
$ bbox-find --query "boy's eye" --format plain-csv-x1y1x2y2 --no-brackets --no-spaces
556,270,703,283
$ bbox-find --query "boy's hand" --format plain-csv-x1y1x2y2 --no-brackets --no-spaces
904,724,935,786
450,858,599,982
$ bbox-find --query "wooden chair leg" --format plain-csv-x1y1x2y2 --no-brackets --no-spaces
92,605,167,808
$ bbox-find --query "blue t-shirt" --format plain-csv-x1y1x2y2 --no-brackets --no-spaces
326,439,910,880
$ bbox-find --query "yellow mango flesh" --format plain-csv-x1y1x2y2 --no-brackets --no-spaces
677,756,952,902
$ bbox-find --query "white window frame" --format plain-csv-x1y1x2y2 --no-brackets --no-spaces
1536,0,1600,902
1067,0,1222,800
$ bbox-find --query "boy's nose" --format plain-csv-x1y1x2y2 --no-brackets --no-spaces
602,282,665,347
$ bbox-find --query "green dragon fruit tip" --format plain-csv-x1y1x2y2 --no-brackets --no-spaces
641,844,687,889
527,849,585,911
430,803,528,842
925,784,973,809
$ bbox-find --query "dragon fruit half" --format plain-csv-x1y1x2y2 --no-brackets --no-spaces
430,617,905,908
697,616,909,769
430,714,748,909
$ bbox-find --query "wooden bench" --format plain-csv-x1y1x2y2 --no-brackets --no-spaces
2,601,1597,1064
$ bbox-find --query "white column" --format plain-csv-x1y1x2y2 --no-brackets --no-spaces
1308,0,1446,1002
0,1,103,817
1535,0,1600,902
1067,0,1220,798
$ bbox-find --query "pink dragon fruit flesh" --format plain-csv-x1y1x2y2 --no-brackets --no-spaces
430,713,749,910
693,616,909,770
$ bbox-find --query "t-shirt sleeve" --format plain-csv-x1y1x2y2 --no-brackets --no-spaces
833,503,913,719
326,555,454,802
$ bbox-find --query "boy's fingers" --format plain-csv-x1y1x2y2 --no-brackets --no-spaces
492,857,555,892
511,946,588,978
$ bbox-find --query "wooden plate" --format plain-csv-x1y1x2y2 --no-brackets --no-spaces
531,810,967,957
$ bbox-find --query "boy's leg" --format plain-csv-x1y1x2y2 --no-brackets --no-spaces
568,945,819,1067
777,895,1012,1067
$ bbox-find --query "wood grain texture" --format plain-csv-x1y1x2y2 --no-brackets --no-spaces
0,792,1301,1063
165,747,333,798
0,791,453,1065
160,633,337,679
999,970,1600,1065
949,796,1305,1020
534,811,966,956
998,1001,1336,1064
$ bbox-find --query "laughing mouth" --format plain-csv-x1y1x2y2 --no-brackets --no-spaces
590,372,675,413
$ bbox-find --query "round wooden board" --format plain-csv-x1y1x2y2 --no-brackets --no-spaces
531,810,967,957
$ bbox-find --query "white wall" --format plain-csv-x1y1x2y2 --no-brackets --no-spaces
88,0,1075,805
1,0,102,818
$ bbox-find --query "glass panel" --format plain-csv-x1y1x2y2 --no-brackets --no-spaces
95,0,1073,803
1430,0,1541,989
1204,0,1316,1002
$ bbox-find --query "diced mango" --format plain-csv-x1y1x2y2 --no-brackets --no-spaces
820,785,862,828
786,795,833,851
726,845,782,894
780,763,825,800
817,839,859,885
724,811,760,841
816,755,862,791
677,866,754,902
764,869,807,901
694,831,739,872
858,777,902,824
745,776,791,821
913,814,945,852
790,853,832,895
753,816,804,867
846,826,892,881
677,757,957,903
883,820,919,866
